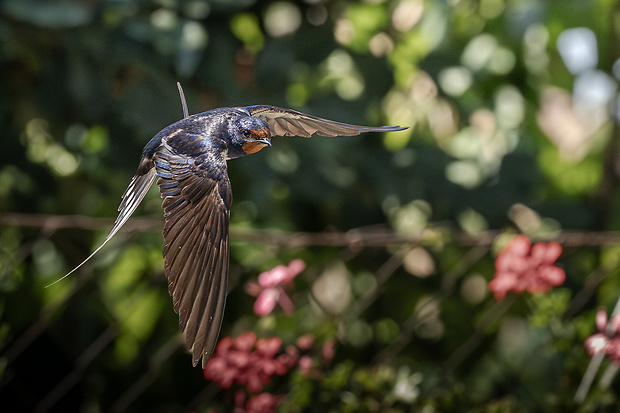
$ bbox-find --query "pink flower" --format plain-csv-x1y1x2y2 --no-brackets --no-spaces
204,333,291,392
298,355,314,377
275,345,299,369
321,338,336,365
488,235,565,300
246,259,305,316
584,308,620,363
233,391,283,413
245,393,283,413
296,334,314,351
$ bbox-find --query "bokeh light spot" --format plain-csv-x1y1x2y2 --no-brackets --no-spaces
264,2,302,37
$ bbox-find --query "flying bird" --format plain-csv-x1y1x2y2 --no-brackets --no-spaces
60,85,407,367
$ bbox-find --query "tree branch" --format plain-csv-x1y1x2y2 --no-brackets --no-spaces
3,212,620,248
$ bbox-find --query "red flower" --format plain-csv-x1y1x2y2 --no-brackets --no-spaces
245,393,283,413
296,334,314,351
321,338,336,365
246,259,305,316
584,308,620,363
233,391,283,413
204,333,290,392
298,355,314,377
275,345,299,369
488,235,565,300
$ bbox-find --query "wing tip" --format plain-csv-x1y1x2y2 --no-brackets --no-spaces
379,125,409,132
192,352,201,367
191,344,213,368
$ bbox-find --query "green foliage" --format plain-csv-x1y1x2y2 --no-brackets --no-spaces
2,0,620,411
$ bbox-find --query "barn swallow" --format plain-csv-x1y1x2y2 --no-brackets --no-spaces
60,89,406,367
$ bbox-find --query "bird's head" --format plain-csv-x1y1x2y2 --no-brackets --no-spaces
227,116,272,158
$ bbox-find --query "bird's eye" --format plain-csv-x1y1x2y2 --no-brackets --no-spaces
243,130,252,138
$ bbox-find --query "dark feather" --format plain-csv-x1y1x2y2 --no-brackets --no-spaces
153,138,231,367
247,105,407,137
56,101,407,367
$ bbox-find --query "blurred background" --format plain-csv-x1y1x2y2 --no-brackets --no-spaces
2,0,620,411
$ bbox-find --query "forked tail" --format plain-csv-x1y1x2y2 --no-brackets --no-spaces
46,169,157,287
47,82,189,287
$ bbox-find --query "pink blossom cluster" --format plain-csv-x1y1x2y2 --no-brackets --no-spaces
203,332,296,393
246,259,305,316
294,334,336,378
584,308,620,363
488,235,565,300
204,332,337,412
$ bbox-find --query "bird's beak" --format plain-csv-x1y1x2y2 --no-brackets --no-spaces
250,127,271,145
242,132,271,154
242,127,271,154
256,137,271,147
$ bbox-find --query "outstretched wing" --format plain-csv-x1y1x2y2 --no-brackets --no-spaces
247,105,407,138
153,140,231,367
